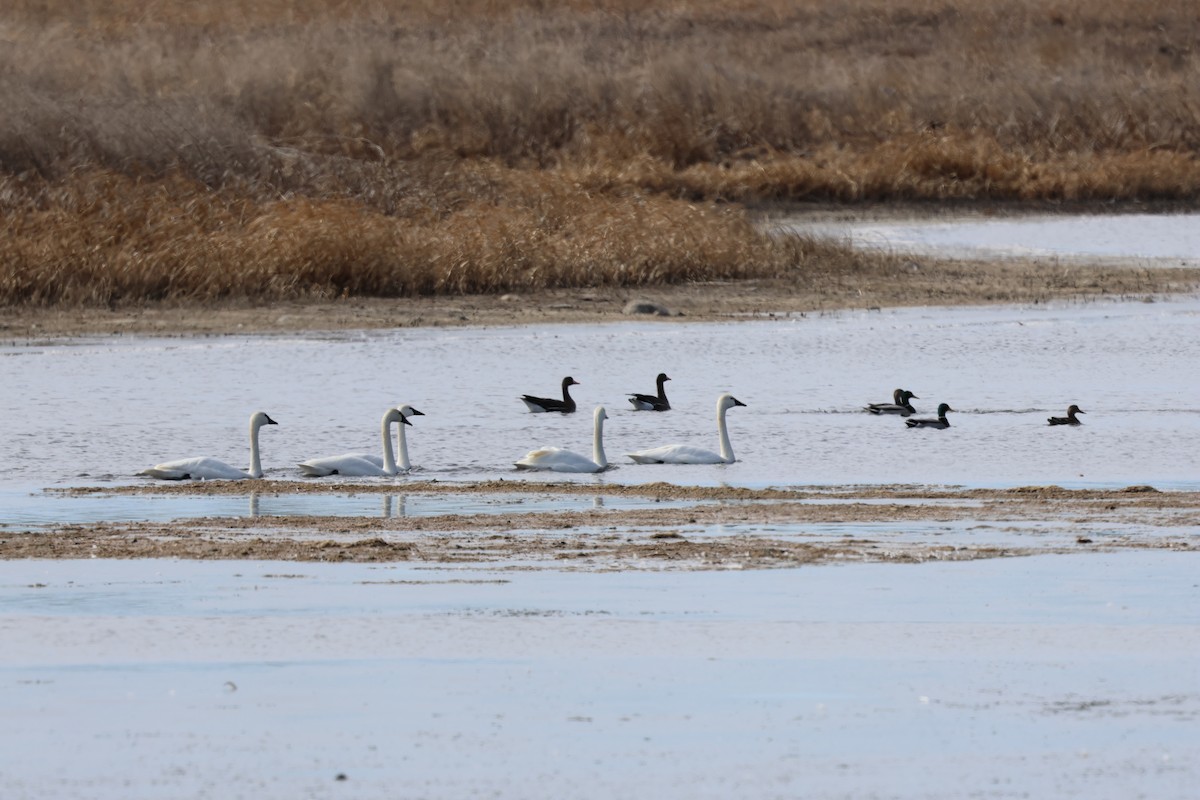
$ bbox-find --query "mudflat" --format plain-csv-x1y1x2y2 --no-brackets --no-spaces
4,257,1196,338
8,481,1195,568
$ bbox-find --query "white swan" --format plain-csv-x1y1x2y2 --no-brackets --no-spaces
358,404,424,472
298,408,411,477
515,406,609,473
627,393,745,464
140,411,277,480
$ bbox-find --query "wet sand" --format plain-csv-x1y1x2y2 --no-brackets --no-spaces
8,482,1196,567
4,257,1197,338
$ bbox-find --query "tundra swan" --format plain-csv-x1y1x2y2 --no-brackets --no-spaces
515,406,609,473
627,393,745,464
358,405,424,471
140,411,277,480
298,408,411,477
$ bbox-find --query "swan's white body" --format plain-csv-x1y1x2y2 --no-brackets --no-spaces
627,393,745,465
141,411,277,480
298,408,409,477
515,406,609,473
358,405,424,471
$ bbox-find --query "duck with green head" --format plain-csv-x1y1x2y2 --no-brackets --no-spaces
905,403,953,429
866,388,918,416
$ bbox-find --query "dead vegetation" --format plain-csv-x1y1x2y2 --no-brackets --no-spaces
1,0,1199,308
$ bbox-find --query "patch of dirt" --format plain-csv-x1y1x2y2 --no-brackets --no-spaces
3,258,1196,338
8,482,1198,570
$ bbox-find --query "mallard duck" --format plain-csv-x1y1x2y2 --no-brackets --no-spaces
866,388,918,415
905,403,954,429
1048,404,1085,426
520,376,579,413
628,373,671,411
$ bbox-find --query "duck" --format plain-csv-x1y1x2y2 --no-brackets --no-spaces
627,393,745,464
866,388,918,415
628,373,671,411
520,376,579,413
140,411,277,480
905,403,954,429
515,406,609,473
1048,404,1085,426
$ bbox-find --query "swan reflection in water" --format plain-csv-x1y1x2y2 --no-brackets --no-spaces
242,492,407,519
383,495,407,518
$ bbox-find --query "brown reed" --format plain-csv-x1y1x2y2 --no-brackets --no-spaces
1,0,1197,307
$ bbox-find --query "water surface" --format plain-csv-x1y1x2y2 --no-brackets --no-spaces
782,211,1200,265
2,553,1196,799
4,298,1199,525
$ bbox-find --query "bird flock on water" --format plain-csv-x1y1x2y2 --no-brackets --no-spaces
139,375,1084,480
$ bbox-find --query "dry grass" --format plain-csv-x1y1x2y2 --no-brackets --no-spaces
1,0,1199,307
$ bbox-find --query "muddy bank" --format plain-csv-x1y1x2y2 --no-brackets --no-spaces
5,258,1196,339
9,482,1197,568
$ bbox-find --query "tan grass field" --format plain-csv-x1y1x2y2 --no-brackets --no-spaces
1,0,1198,312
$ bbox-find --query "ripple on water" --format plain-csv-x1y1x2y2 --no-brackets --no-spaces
4,297,1200,531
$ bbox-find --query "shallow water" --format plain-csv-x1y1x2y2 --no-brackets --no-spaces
0,489,704,531
2,553,1196,799
4,297,1200,528
782,211,1200,265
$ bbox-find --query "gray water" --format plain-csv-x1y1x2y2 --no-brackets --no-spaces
0,490,705,531
3,297,1199,527
2,553,1197,799
782,211,1200,265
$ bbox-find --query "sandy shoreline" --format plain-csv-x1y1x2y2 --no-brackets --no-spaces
8,482,1196,567
5,257,1198,339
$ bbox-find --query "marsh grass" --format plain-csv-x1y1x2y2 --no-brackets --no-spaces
2,0,1198,306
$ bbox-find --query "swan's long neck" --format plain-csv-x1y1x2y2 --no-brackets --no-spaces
716,403,735,463
248,420,264,479
657,377,668,402
380,412,398,475
396,418,411,471
592,410,607,468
